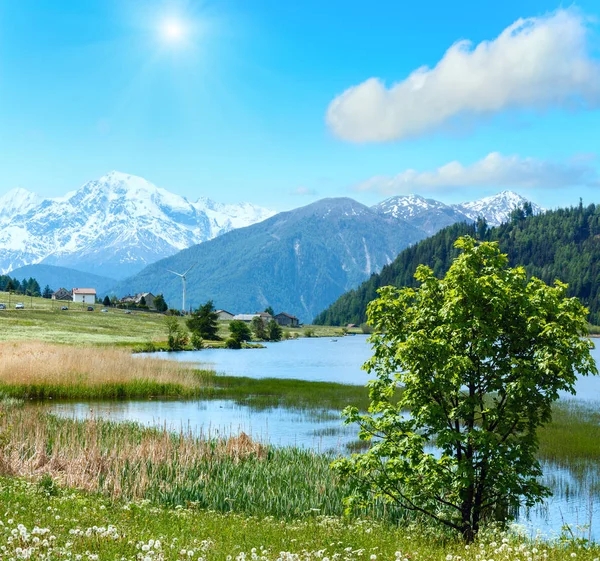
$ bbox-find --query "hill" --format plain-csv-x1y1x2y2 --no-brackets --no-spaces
314,202,600,326
8,264,116,296
111,198,425,322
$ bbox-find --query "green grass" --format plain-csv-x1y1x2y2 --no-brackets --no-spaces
0,292,356,345
539,401,600,466
5,478,598,561
202,375,374,411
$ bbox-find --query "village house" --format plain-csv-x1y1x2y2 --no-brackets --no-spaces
119,292,157,309
274,312,300,328
232,313,260,323
232,312,274,325
216,309,234,320
72,288,96,304
51,288,73,301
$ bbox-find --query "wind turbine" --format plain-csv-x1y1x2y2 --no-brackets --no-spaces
167,265,194,314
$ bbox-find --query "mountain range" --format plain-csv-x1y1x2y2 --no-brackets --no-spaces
0,171,274,279
0,171,542,321
314,202,600,326
373,191,543,235
110,198,426,321
112,193,541,322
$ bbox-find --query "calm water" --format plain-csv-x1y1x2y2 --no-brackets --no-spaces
150,335,375,385
52,335,600,539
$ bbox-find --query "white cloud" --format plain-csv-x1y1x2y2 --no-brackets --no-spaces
327,9,600,142
355,152,598,194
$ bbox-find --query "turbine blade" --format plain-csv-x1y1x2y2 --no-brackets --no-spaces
166,269,183,277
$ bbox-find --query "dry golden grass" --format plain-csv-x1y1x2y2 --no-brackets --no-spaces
0,341,212,398
0,406,266,499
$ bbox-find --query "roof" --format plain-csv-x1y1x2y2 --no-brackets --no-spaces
233,314,260,321
216,309,234,315
275,312,299,320
256,312,273,318
72,288,96,295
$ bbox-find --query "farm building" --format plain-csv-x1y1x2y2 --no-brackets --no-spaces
120,292,156,309
72,288,96,304
274,312,300,328
52,288,73,301
216,309,234,320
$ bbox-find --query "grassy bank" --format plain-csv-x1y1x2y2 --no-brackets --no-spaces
4,478,597,561
0,342,212,399
0,341,375,408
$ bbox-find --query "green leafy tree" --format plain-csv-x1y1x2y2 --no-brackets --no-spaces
165,316,188,351
140,295,147,307
42,285,53,299
229,320,252,345
154,293,168,313
334,237,597,542
267,319,282,341
186,300,220,340
251,316,266,340
103,295,111,306
190,332,204,350
264,306,274,316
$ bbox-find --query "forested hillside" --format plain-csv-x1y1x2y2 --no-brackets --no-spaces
314,202,600,326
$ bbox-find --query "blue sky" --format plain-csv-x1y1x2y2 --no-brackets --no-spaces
1,0,600,211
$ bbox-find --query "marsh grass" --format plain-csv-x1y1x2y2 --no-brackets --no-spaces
539,401,600,467
0,405,392,520
207,375,375,411
0,342,213,399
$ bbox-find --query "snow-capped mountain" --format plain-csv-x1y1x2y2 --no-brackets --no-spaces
454,191,544,226
0,188,41,221
0,171,274,279
373,194,472,236
373,191,543,234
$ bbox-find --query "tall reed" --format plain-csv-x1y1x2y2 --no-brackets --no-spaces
0,341,212,398
0,405,393,520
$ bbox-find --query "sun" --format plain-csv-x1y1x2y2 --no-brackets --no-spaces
160,18,186,43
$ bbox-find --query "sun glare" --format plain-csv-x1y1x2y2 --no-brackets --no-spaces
160,18,186,43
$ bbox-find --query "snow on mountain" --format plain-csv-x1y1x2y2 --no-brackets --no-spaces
454,191,544,226
372,194,473,236
0,188,42,221
0,171,274,279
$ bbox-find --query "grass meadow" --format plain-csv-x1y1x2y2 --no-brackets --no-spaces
4,477,599,561
0,291,352,346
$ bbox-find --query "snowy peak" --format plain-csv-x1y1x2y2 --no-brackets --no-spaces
372,194,471,236
372,190,543,235
0,187,42,221
454,191,544,226
0,172,274,278
373,194,452,220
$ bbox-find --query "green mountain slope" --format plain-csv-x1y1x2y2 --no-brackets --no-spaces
111,198,426,322
314,203,600,326
9,264,116,296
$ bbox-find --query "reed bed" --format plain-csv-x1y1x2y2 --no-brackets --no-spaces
0,341,213,399
0,404,383,520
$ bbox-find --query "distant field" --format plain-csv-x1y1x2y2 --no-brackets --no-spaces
0,291,174,345
0,291,353,345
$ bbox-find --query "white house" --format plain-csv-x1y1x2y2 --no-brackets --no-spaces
72,288,96,304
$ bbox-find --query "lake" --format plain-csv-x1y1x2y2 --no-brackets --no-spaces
50,335,600,538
